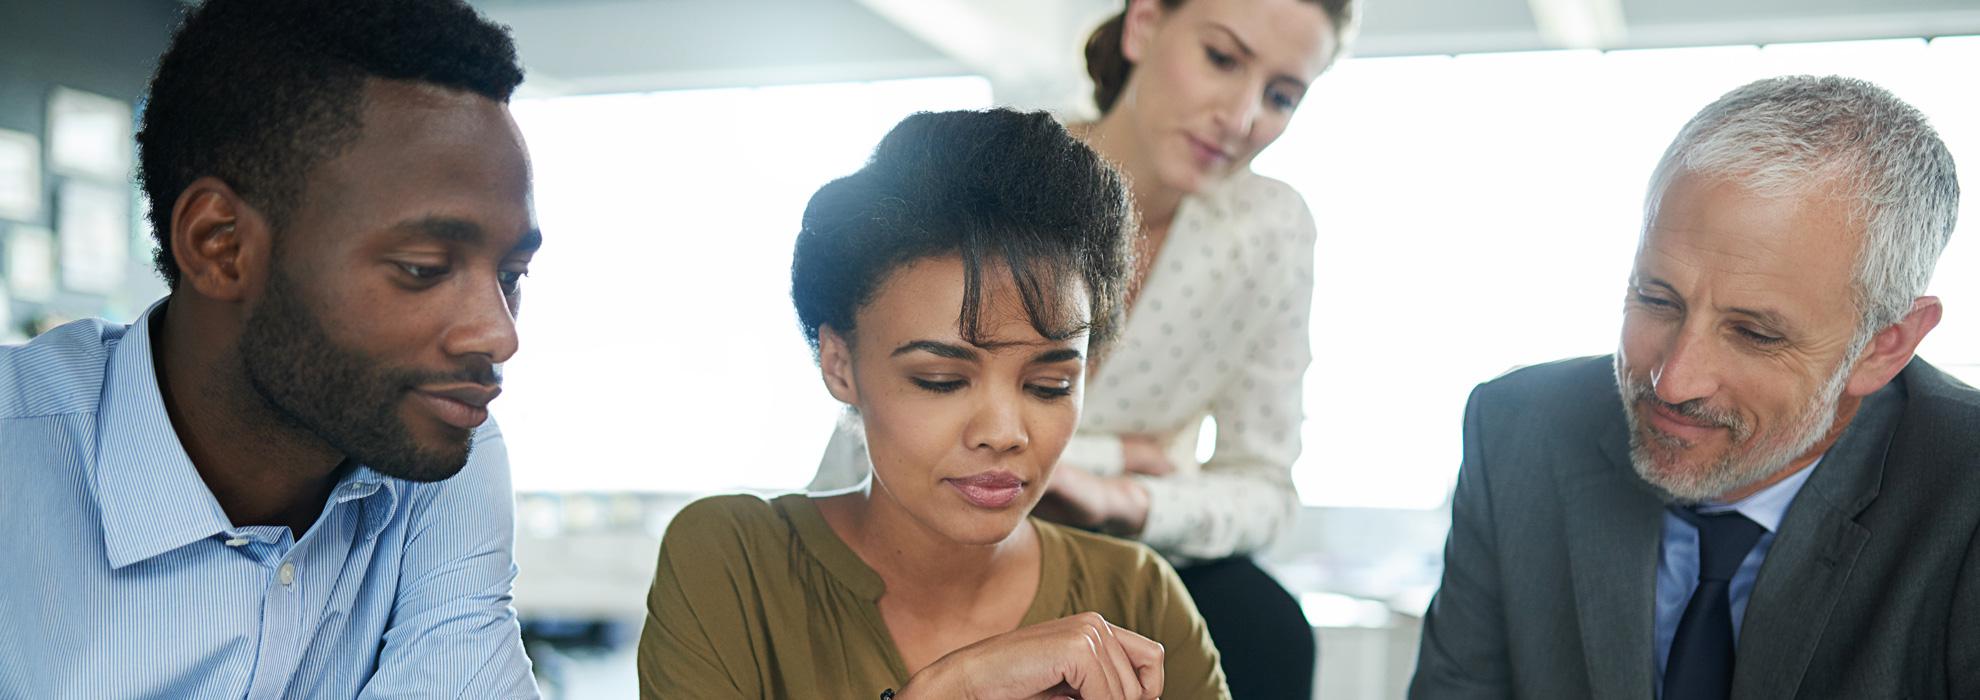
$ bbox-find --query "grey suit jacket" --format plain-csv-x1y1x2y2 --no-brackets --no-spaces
1409,355,1980,700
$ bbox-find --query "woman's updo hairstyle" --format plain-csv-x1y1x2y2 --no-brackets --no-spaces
1085,0,1359,114
792,108,1136,358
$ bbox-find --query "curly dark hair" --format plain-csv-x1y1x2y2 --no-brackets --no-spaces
791,109,1135,358
136,0,524,288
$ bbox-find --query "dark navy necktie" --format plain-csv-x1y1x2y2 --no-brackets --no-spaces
1664,508,1766,700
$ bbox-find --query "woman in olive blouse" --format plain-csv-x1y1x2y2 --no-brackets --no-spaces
638,109,1230,700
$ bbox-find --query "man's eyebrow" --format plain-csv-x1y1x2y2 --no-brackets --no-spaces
396,216,483,245
392,217,541,254
1636,276,1677,294
891,340,979,361
1636,277,1794,331
1729,306,1793,332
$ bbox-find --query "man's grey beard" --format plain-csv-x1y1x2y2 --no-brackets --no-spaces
1614,352,1854,504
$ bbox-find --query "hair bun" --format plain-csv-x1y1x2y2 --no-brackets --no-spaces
1084,12,1131,114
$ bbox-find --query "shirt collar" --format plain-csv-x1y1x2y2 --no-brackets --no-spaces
94,300,402,567
1697,455,1821,533
95,299,237,569
331,463,399,542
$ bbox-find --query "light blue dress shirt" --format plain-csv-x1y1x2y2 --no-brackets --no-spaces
1652,457,1819,698
0,302,538,699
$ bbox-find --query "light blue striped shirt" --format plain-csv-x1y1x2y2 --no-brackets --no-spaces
0,302,538,699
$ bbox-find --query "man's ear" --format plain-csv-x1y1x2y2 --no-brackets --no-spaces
819,324,860,406
169,177,272,303
1844,296,1942,398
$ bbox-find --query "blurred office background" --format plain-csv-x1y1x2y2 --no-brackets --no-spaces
5,0,1980,697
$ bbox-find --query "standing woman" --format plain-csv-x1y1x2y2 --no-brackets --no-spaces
1058,1,1352,697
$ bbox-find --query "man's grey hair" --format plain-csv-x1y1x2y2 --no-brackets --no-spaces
1644,75,1960,343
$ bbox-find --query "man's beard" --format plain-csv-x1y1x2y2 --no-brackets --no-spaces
238,266,495,482
1615,353,1852,504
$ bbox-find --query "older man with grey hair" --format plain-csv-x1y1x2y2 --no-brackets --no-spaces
1410,75,1975,700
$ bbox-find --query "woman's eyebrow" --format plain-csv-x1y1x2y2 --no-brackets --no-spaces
1031,348,1085,364
892,339,979,361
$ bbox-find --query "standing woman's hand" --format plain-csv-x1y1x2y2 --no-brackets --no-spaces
1035,464,1152,536
1120,435,1177,476
895,612,1166,700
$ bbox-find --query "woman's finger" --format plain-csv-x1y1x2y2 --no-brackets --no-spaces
1098,620,1149,700
1109,623,1167,699
1072,613,1129,700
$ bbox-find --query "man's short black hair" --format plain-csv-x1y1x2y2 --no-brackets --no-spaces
791,109,1136,357
136,0,525,288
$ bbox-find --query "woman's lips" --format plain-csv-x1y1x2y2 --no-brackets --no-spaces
1185,134,1232,170
945,471,1025,509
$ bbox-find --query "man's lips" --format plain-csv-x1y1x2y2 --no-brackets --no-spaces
1644,399,1723,441
412,383,500,430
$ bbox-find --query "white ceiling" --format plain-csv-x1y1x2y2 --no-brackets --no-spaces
473,0,968,96
1357,0,1980,55
472,0,1980,109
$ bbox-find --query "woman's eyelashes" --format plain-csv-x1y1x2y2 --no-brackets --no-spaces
1028,382,1074,400
1266,85,1301,111
910,377,967,394
1205,45,1240,71
907,376,1077,400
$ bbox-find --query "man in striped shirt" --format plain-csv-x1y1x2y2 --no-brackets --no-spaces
0,1,542,697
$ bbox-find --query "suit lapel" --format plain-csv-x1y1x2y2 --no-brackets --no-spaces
1562,415,1666,700
1726,501,1869,700
1729,377,1902,700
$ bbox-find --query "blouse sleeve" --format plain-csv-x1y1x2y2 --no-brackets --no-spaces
1136,186,1315,561
637,498,762,699
1139,544,1233,699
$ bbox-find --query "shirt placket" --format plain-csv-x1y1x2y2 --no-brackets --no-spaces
223,526,306,700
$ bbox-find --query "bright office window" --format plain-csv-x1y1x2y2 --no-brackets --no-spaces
504,40,1980,507
502,76,992,493
1255,37,1980,509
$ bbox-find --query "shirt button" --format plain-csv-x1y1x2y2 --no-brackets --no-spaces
278,562,296,586
224,537,250,547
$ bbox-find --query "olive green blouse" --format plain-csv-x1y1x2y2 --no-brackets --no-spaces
638,494,1230,699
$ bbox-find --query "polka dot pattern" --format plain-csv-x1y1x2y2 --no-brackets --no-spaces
1077,171,1319,561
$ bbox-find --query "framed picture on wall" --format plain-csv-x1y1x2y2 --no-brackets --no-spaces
5,225,57,302
0,130,42,221
56,180,129,294
48,87,132,182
